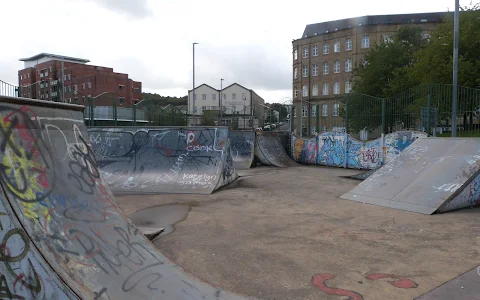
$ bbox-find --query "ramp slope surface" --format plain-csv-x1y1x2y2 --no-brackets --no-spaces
88,127,238,194
0,97,245,299
341,138,480,214
255,132,297,167
229,131,255,169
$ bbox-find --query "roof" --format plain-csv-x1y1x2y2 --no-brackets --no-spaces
301,12,450,39
19,53,90,63
188,83,219,92
222,83,253,92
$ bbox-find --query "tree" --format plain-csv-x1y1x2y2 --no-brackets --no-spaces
269,103,289,121
141,92,188,106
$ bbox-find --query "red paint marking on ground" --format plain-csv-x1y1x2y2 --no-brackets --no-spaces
366,273,418,289
311,273,364,300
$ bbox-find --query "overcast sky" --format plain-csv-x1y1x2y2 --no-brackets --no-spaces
0,0,468,103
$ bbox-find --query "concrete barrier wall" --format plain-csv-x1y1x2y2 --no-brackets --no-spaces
292,131,427,170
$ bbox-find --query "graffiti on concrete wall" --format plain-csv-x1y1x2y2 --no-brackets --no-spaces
293,131,426,170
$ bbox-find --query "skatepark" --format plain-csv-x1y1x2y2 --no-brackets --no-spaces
0,95,479,299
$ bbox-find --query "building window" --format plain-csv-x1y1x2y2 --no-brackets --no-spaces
345,39,352,51
82,83,85,90
345,81,352,93
333,103,339,116
334,61,340,73
345,58,352,72
87,82,92,89
302,65,308,77
361,35,370,48
312,64,318,76
383,35,393,43
322,104,328,116
212,94,217,100
202,94,207,100
294,49,298,60
322,83,329,95
119,97,125,103
74,85,78,94
303,47,309,58
294,67,298,79
323,43,329,55
232,93,236,100
312,84,319,96
312,105,317,117
67,74,71,80
222,93,226,100
294,88,298,98
322,125,328,132
323,62,329,75
302,105,308,117
20,75,22,80
302,85,308,97
334,41,340,53
384,20,393,24
119,85,125,90
312,45,319,56
421,19,428,23
334,82,340,94
312,125,316,135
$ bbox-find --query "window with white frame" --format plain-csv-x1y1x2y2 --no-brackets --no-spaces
383,35,393,43
303,47,309,58
345,81,352,93
323,43,329,55
294,67,298,79
322,104,328,116
333,103,339,116
323,62,329,75
82,83,86,90
302,104,308,117
212,94,217,100
334,61,340,73
312,105,317,117
87,82,92,89
294,88,298,98
312,84,319,96
202,94,207,100
311,125,317,135
302,65,308,77
302,85,308,97
334,82,340,94
322,125,328,132
334,41,340,53
361,35,370,48
322,83,329,95
294,49,298,60
232,93,236,100
312,64,318,76
345,58,352,72
312,45,319,56
223,93,226,100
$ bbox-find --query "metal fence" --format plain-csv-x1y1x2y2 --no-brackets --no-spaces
0,80,20,97
293,84,480,140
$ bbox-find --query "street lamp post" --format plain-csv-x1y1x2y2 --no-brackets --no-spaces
452,0,459,137
243,95,247,129
293,90,302,136
192,42,199,124
220,78,224,125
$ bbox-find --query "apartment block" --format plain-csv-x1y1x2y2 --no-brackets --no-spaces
292,12,447,136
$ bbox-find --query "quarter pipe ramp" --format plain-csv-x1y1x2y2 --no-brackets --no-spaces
255,132,297,167
0,96,245,299
340,138,480,214
229,131,255,169
88,127,238,195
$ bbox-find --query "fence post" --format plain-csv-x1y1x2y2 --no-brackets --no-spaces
345,96,349,134
113,101,118,126
133,104,137,127
381,98,386,134
290,107,295,133
89,97,94,126
427,93,432,136
316,105,319,134
185,112,188,126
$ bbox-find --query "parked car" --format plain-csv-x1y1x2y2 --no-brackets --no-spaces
255,127,263,131
263,125,271,131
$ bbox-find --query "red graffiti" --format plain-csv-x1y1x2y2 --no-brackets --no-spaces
366,273,418,289
311,274,364,300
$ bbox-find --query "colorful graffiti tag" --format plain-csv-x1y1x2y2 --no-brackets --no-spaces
293,131,426,170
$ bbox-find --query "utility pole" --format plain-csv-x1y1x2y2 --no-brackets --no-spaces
193,42,198,124
61,56,65,102
220,78,224,125
451,0,460,137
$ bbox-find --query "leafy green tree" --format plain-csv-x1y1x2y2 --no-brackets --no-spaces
269,103,289,121
201,111,217,126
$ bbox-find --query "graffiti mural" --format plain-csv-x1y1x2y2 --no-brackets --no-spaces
293,131,426,170
88,127,238,194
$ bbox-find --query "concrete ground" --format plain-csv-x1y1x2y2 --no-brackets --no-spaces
115,165,480,300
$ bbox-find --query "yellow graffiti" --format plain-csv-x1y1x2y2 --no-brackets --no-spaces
294,139,305,160
0,119,50,224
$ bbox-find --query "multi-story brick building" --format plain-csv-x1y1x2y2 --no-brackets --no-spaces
18,53,142,107
292,12,447,136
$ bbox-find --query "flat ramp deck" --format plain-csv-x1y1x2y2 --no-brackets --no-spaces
255,132,297,167
230,131,255,169
340,138,480,214
88,127,238,194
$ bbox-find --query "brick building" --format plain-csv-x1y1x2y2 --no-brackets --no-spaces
292,12,448,136
18,53,142,107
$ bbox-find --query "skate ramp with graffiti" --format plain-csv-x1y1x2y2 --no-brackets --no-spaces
255,132,297,167
0,96,245,299
229,131,255,169
292,131,426,169
341,138,480,214
88,127,238,195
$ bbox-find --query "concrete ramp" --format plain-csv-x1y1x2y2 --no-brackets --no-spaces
229,131,255,169
88,127,238,194
0,96,245,299
255,132,297,167
341,138,480,214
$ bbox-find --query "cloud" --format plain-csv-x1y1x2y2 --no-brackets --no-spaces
81,0,153,19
